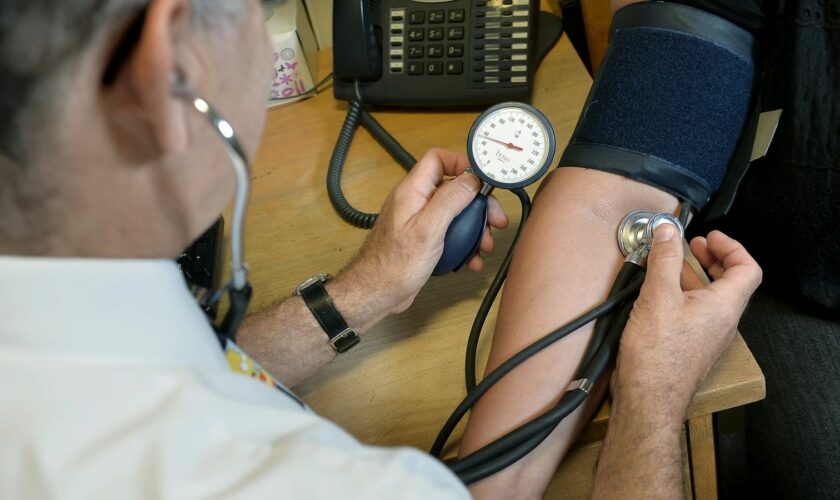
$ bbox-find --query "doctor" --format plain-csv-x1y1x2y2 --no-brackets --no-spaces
0,0,761,498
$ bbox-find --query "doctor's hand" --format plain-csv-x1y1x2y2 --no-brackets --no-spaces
612,227,762,422
341,148,509,315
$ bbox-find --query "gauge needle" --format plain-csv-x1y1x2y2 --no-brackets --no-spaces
484,136,523,151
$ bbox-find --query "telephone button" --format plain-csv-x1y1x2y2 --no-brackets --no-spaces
408,62,425,75
429,10,445,23
427,61,444,75
409,11,425,24
447,27,464,40
448,9,465,22
446,61,464,75
408,45,425,58
428,27,444,41
428,45,444,58
408,28,425,42
447,44,464,57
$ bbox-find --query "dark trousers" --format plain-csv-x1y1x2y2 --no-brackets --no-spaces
738,287,840,499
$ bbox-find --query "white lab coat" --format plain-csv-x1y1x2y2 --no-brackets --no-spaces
0,257,469,499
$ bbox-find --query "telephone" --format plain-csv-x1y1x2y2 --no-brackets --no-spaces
332,0,562,106
326,0,562,231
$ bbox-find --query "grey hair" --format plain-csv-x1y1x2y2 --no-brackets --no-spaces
0,0,242,163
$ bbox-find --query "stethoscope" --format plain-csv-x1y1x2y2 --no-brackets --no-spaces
171,74,252,345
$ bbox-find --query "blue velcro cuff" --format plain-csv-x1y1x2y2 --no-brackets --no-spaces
559,2,756,208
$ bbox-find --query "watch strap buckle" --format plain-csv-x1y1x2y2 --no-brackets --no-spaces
295,273,360,353
330,327,361,353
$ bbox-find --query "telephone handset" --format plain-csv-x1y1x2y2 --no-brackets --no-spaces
333,0,554,106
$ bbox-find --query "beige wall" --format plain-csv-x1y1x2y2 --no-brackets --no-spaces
303,0,333,48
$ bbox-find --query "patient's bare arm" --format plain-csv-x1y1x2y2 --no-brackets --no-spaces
459,166,678,499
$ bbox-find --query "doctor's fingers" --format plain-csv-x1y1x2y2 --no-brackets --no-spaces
403,148,471,194
639,224,685,302
486,195,509,229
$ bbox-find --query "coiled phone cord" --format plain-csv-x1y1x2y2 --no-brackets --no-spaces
327,98,416,228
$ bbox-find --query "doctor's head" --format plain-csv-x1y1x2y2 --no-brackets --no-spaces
0,0,273,258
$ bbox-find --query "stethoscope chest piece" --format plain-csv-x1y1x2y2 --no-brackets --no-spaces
618,210,685,257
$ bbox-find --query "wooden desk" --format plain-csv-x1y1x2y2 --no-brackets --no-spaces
244,33,765,499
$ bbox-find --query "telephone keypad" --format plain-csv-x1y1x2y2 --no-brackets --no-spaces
447,44,464,57
447,27,464,40
399,3,519,81
407,28,424,42
448,9,465,22
428,10,445,23
402,9,467,75
446,61,464,74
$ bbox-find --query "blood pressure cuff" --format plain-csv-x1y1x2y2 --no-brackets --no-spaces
559,2,757,209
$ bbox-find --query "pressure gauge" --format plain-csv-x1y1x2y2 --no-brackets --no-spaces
433,102,556,276
467,102,556,189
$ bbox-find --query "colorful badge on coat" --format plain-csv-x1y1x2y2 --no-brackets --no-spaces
224,341,283,390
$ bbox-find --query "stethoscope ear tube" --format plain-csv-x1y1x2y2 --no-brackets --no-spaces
172,74,253,344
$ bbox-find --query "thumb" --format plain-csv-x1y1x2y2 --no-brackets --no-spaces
643,224,684,297
419,173,481,233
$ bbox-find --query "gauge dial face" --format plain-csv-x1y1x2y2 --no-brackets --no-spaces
468,103,555,189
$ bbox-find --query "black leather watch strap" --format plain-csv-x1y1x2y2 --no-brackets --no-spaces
295,276,360,353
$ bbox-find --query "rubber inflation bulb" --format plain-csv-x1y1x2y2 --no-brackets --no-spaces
433,195,489,276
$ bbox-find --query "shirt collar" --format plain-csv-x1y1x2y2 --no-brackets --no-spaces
0,255,228,369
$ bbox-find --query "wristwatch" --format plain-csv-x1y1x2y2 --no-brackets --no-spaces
294,274,360,353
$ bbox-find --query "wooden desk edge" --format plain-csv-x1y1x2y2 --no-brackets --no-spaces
574,332,765,448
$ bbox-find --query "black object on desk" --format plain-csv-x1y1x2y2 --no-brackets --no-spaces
177,218,224,319
332,0,562,106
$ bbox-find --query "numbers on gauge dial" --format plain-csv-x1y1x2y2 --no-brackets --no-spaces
472,108,549,184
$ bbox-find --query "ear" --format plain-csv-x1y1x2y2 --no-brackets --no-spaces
125,0,194,154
